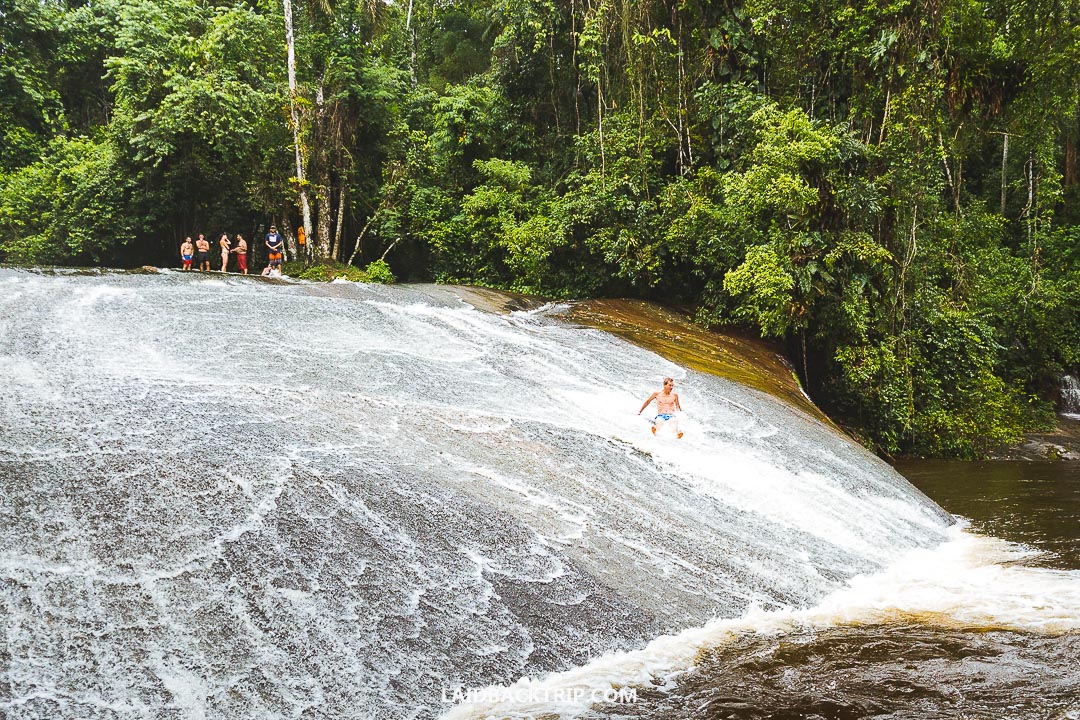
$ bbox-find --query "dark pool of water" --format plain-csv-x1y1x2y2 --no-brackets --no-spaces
896,460,1080,570
584,624,1080,720
579,460,1080,720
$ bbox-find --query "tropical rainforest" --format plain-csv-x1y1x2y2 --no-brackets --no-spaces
1,0,1079,457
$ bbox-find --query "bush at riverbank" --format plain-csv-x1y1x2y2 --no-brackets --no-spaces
286,259,395,284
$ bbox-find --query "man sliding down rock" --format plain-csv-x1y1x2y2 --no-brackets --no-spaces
639,377,683,438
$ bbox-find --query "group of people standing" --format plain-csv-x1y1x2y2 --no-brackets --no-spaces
179,226,285,276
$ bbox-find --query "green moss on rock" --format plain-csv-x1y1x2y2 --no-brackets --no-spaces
285,260,396,284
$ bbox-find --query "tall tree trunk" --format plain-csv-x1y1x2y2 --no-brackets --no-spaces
800,328,809,392
282,219,298,261
316,181,332,259
878,84,891,145
938,130,959,215
1025,157,1039,295
572,0,581,139
380,237,399,262
1065,133,1077,189
348,217,373,267
597,77,605,179
283,0,313,250
331,184,346,261
348,211,382,267
406,0,416,87
1000,133,1009,215
348,163,403,266
549,31,561,134
678,13,692,171
310,79,333,261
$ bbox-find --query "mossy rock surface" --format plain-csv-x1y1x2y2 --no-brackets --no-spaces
285,259,395,284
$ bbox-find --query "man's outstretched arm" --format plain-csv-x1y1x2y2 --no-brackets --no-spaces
638,392,657,414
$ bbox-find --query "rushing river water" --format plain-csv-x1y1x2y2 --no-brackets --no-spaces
898,459,1080,570
0,268,1077,720
593,462,1080,720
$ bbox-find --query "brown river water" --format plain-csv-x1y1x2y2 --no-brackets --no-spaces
897,460,1080,571
574,460,1080,720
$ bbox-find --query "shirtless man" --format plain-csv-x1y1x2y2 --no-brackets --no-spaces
638,377,683,438
180,237,194,271
195,234,211,271
218,233,231,272
230,234,248,274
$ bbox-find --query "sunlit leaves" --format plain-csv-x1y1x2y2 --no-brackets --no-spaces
0,136,135,263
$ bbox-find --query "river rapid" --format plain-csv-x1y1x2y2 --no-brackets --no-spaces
0,268,1076,720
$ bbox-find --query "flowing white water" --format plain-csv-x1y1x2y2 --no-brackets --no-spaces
2,268,1069,720
1062,374,1080,419
443,522,1080,719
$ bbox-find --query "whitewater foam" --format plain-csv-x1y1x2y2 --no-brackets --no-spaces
442,522,1080,719
1,269,961,719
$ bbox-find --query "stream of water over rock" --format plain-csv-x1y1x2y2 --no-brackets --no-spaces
1,269,1076,720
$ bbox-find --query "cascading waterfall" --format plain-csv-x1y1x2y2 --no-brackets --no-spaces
1,268,1077,720
1062,374,1080,418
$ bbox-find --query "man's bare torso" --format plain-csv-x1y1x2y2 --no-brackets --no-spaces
655,390,678,414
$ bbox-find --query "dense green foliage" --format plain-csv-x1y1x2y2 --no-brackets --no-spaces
2,0,1078,456
289,258,396,283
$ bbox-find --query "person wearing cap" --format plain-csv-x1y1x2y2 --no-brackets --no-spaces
265,225,284,270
